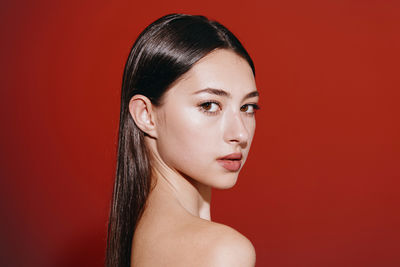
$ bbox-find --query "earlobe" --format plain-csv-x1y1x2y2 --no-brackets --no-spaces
128,95,157,138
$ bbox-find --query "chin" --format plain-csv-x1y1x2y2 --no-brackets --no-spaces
210,175,239,190
183,170,239,190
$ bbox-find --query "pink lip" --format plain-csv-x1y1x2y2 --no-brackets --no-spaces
217,153,243,172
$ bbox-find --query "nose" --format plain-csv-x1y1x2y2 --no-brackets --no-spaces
223,110,249,148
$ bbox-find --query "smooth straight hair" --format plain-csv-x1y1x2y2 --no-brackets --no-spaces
106,13,255,267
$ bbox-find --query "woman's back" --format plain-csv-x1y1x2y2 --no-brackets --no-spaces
131,175,256,266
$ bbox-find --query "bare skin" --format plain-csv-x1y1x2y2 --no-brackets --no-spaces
129,49,258,266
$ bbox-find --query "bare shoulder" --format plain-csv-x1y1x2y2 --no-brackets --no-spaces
174,218,256,267
201,221,256,267
133,213,255,266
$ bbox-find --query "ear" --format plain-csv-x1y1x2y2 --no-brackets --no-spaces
128,94,158,138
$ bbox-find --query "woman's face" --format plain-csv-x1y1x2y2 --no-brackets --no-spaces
153,49,259,189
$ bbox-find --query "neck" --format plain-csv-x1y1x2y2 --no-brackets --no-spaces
187,178,212,220
151,163,212,220
145,137,212,220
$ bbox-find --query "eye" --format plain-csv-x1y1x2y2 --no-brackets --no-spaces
198,101,221,115
240,104,260,115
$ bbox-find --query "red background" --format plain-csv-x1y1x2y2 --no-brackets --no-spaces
1,0,399,266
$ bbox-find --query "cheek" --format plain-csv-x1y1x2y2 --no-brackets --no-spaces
242,115,256,137
242,117,257,159
248,119,256,143
156,106,219,170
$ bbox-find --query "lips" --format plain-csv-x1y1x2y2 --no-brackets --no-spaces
217,153,243,172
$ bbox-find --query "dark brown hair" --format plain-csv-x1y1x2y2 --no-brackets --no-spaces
106,13,255,267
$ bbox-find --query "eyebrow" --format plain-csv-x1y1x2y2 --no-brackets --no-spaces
193,88,259,100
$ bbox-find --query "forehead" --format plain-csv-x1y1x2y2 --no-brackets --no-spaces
167,49,257,97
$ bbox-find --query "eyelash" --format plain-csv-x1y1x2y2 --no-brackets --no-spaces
198,101,260,116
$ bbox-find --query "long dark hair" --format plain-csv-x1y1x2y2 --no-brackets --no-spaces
106,13,255,267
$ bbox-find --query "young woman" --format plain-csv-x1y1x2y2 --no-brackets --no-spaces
106,13,260,267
